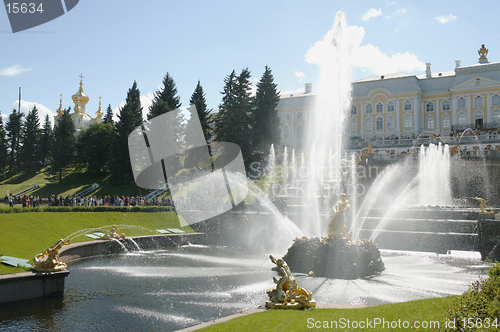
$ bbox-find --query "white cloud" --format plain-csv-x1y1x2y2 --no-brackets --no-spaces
385,8,406,19
12,100,55,127
305,23,425,77
394,29,399,33
295,71,306,82
434,14,457,24
386,1,396,5
0,64,32,76
362,8,382,21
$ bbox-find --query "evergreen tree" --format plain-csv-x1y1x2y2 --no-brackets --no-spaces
0,113,8,175
76,123,114,174
215,68,253,164
126,81,143,128
189,80,212,143
108,81,142,185
50,108,76,184
20,105,41,172
147,72,182,120
252,66,281,152
214,70,237,143
104,104,114,125
5,108,24,173
39,114,52,167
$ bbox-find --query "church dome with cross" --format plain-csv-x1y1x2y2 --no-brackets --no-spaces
54,74,104,134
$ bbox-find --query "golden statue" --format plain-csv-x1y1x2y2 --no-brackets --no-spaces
101,225,126,240
450,145,460,156
478,44,488,62
33,239,71,272
266,255,315,308
328,193,350,239
473,197,494,214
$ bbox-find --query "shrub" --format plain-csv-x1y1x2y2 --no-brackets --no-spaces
440,261,500,331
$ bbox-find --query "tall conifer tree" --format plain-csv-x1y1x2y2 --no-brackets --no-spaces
147,72,182,120
0,113,8,175
189,80,212,143
20,105,41,172
104,104,114,125
50,108,76,184
252,66,281,152
39,114,52,167
5,108,23,173
108,81,142,185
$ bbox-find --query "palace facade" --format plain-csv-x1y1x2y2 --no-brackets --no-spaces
277,45,500,154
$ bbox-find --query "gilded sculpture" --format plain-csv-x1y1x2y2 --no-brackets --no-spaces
478,44,488,61
266,255,315,308
101,225,126,240
328,193,350,239
473,197,495,214
32,239,71,272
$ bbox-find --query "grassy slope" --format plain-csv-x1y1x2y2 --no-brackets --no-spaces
200,297,453,332
0,169,155,199
0,211,191,275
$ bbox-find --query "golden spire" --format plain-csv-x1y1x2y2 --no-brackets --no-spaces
56,94,64,116
96,96,103,119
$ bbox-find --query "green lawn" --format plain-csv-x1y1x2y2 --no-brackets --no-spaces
0,211,192,275
199,297,454,331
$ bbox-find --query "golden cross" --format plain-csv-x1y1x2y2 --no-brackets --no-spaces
79,73,84,81
60,93,63,98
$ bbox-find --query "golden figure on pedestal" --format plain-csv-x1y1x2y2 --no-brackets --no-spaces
266,255,315,309
328,193,350,239
32,239,71,272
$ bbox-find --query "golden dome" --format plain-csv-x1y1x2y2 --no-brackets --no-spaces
72,74,89,113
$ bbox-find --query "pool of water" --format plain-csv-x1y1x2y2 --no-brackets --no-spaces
0,245,491,331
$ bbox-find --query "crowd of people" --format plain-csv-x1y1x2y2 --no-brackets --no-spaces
4,193,175,208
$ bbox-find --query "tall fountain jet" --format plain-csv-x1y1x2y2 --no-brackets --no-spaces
302,11,353,236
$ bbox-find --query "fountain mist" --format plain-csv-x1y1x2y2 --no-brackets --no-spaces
302,11,353,237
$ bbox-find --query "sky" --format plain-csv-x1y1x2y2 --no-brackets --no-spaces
1,0,499,126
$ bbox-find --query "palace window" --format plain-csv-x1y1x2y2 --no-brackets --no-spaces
283,126,290,140
376,117,384,131
297,112,303,120
458,112,466,126
350,105,357,115
426,116,435,130
442,100,450,111
376,102,384,113
442,114,451,130
349,118,357,133
365,117,373,132
296,125,303,140
404,114,412,130
493,110,500,125
492,94,500,106
458,97,466,109
474,96,484,107
365,104,373,114
387,102,395,112
404,100,412,111
387,115,395,130
426,102,434,112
